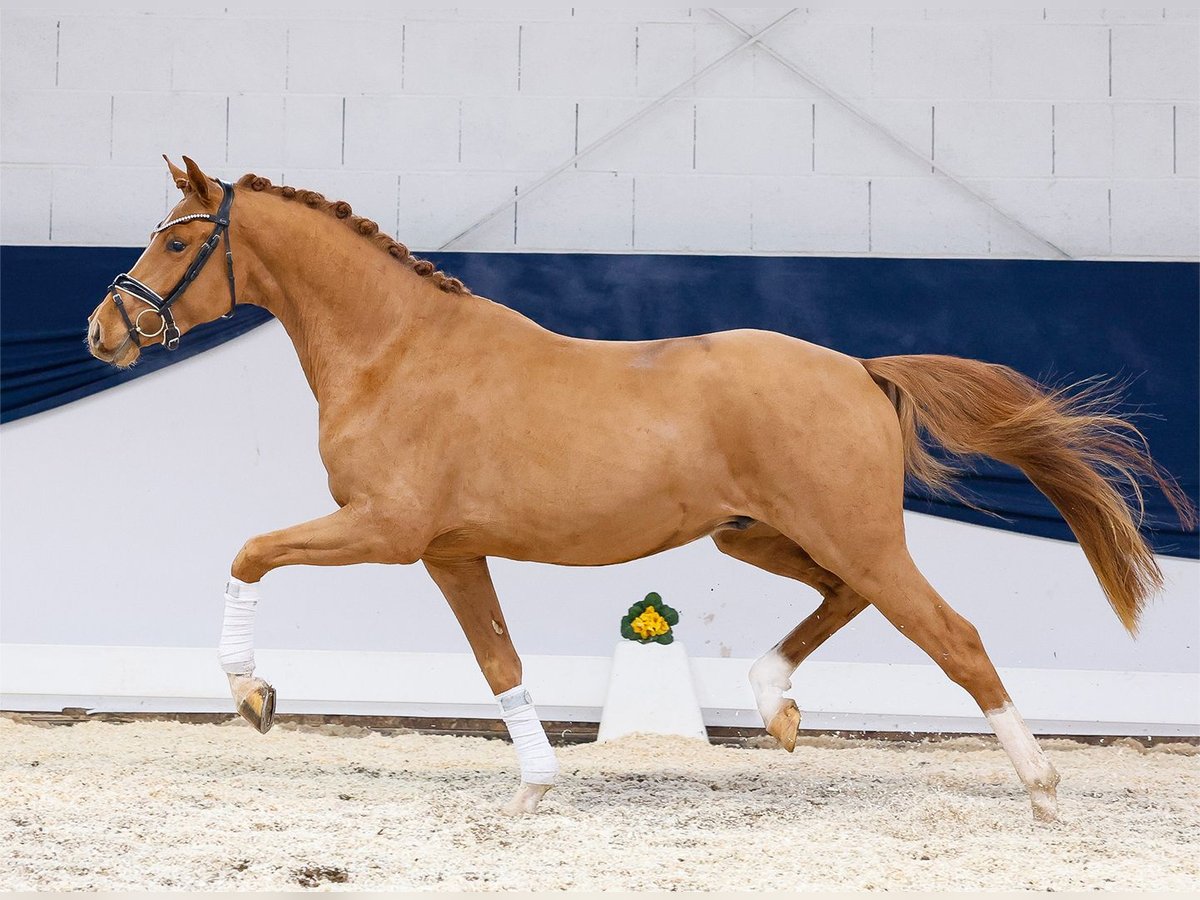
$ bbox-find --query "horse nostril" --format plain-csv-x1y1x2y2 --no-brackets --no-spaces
90,322,101,347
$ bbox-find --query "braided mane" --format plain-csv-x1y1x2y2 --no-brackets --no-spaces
236,173,469,295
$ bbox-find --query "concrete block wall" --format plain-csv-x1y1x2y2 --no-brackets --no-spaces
2,6,1198,258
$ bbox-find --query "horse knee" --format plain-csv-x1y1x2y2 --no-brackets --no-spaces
231,536,269,583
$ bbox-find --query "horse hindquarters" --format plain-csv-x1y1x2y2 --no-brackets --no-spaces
743,361,1060,820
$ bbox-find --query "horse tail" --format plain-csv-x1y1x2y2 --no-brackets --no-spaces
861,354,1195,635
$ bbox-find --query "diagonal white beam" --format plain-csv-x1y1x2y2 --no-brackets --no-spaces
437,9,800,250
707,8,1071,259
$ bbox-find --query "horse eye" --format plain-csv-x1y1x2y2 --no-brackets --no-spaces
167,239,186,253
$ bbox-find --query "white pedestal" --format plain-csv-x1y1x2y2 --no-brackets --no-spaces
596,640,708,742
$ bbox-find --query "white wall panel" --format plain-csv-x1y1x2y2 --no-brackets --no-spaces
1111,24,1200,100
171,18,288,94
342,95,458,171
0,165,50,243
227,95,349,173
110,93,227,168
934,102,1053,177
1110,178,1200,257
869,175,991,256
870,25,992,100
397,172,518,250
633,175,753,251
285,19,403,95
519,23,637,98
990,25,1110,100
576,98,694,175
694,98,811,175
1165,6,1200,22
0,14,56,91
48,166,167,246
1053,102,1115,177
1177,102,1199,177
459,97,575,171
55,15,173,91
632,23,696,97
751,176,869,253
692,23,757,98
755,23,874,99
401,21,520,96
517,171,633,251
1112,103,1178,176
2,6,1196,259
0,91,111,166
812,100,931,177
977,178,1111,258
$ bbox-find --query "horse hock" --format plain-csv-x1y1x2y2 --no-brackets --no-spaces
219,577,276,734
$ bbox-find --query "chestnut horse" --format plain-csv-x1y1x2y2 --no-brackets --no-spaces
87,157,1193,820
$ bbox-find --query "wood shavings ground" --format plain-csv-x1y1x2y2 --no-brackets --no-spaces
1,717,1196,891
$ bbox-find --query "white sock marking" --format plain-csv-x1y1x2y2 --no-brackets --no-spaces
749,647,795,724
986,702,1058,792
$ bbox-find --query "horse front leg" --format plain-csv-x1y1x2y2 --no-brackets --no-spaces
222,504,415,733
423,556,559,815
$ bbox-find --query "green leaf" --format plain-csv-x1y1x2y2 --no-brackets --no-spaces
655,632,674,645
644,592,662,605
662,607,679,626
621,623,636,640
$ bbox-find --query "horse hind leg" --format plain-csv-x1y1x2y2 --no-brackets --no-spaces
712,526,869,751
811,534,1061,822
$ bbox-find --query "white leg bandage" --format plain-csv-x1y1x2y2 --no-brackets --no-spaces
497,685,558,785
218,577,259,675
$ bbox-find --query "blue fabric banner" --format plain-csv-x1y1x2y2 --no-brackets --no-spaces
2,245,1195,557
0,245,273,424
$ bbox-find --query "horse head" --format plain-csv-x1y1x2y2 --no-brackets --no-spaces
86,155,242,368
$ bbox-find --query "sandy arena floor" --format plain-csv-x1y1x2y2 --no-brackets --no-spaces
1,716,1197,892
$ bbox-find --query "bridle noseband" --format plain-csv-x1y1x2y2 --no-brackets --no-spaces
106,179,238,354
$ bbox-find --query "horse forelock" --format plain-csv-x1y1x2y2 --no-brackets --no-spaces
235,173,469,296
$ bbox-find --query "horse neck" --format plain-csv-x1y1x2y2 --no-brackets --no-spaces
234,200,456,402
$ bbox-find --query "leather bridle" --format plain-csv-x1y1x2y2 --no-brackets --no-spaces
106,179,238,354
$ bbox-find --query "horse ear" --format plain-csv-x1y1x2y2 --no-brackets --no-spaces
181,155,213,203
163,154,190,193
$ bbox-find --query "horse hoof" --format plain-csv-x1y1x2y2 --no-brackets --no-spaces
501,782,552,816
228,674,276,734
767,699,801,752
1031,787,1058,823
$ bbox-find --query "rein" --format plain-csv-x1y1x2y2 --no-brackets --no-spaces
107,179,238,354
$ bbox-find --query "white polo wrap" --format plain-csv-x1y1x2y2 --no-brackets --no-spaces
496,685,558,785
218,577,259,675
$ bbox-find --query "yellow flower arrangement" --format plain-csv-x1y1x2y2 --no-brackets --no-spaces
620,592,680,644
630,605,670,639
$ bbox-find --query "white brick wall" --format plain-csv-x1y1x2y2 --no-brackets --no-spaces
1,6,1196,259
